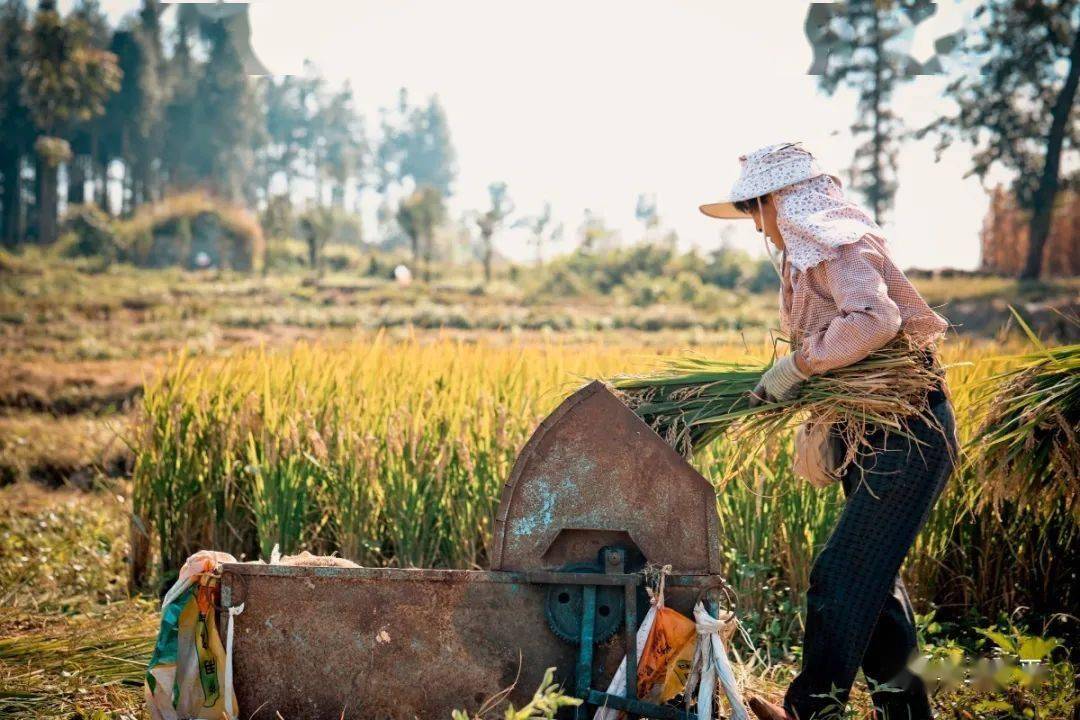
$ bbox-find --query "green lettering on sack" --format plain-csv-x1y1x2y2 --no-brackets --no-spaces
195,613,221,707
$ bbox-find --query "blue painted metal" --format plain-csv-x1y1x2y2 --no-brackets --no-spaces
575,585,597,720
587,690,696,720
624,582,638,703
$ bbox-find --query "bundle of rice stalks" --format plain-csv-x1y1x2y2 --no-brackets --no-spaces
967,317,1079,519
610,339,944,471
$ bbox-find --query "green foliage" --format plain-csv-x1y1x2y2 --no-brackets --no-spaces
57,203,116,260
396,184,446,280
103,0,166,208
451,667,580,720
18,0,120,244
317,81,366,206
321,242,365,272
160,5,199,190
20,2,121,135
0,0,32,151
376,88,457,196
513,201,561,266
474,181,514,283
933,624,1076,720
298,204,334,271
189,16,262,202
807,1,929,222
921,0,1078,212
264,236,309,272
528,243,776,304
259,65,368,206
917,0,1079,278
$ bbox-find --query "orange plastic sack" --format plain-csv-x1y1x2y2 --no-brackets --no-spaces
636,605,697,702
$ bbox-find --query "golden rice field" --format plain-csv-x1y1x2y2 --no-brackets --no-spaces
130,334,1079,656
3,331,1078,719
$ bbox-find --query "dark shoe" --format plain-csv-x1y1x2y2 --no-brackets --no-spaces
748,696,796,720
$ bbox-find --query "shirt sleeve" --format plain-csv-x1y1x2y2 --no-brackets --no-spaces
800,238,902,374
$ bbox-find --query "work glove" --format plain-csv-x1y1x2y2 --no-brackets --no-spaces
748,353,807,407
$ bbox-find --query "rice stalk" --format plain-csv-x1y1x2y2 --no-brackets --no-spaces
611,338,944,473
0,633,151,685
967,313,1080,520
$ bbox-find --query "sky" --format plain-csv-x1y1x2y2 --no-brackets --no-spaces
71,0,1000,269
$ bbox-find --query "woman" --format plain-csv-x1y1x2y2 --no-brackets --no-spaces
699,142,957,720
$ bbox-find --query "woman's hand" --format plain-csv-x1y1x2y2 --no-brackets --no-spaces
748,352,809,407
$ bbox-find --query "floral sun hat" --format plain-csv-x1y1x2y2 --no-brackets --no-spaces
700,141,883,272
699,141,841,219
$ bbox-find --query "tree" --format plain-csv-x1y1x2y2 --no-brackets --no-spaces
21,0,120,244
806,1,940,223
918,0,1079,279
395,184,445,281
85,0,160,212
0,0,32,245
316,82,366,209
298,205,332,275
99,28,137,213
473,181,513,283
261,74,312,198
64,0,110,206
635,193,659,234
161,4,200,194
514,202,562,266
129,0,165,205
190,14,262,202
376,89,457,197
89,0,164,213
578,209,616,253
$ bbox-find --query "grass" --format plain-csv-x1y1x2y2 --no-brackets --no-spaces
0,412,133,486
4,249,1074,363
0,483,151,720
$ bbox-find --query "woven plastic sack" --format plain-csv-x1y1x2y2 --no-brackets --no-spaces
636,605,697,702
145,551,237,720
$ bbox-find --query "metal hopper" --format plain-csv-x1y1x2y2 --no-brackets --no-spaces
219,381,726,719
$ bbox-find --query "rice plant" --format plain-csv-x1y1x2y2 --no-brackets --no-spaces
967,315,1079,520
129,335,1076,628
130,335,660,579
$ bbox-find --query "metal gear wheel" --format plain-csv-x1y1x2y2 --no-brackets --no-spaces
544,562,625,645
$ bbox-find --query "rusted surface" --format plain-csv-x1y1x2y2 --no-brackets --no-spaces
221,563,705,719
491,381,721,574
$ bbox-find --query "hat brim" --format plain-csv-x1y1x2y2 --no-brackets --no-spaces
699,172,845,220
699,201,752,219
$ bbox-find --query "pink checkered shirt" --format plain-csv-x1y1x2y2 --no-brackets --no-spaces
779,233,949,374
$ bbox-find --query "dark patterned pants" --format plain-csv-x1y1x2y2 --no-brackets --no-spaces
784,386,957,720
